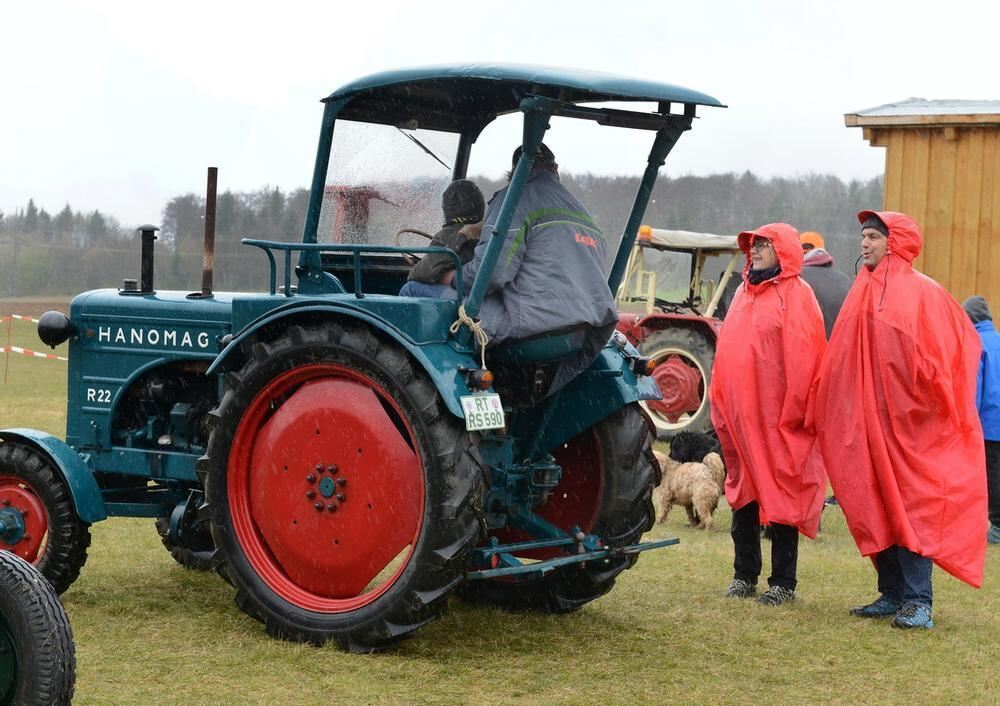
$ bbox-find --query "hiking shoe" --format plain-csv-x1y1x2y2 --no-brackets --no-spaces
757,585,796,606
892,602,934,629
724,579,757,598
850,595,901,618
988,524,1000,545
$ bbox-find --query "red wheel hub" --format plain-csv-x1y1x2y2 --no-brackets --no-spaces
488,430,604,561
0,476,49,563
228,365,424,612
648,355,704,422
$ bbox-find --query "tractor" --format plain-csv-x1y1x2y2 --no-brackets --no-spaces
615,225,742,439
0,65,723,652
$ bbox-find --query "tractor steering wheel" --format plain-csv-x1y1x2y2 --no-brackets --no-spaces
395,227,435,265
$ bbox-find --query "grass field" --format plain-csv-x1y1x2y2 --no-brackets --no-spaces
0,311,998,704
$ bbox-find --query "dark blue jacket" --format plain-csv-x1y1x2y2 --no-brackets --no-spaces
974,319,1000,441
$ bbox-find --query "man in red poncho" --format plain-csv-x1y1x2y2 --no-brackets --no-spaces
812,210,986,629
709,223,827,606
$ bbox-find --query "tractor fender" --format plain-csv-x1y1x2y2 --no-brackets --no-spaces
620,311,723,345
0,429,107,523
206,303,475,418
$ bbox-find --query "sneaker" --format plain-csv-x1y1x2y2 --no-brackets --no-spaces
988,524,1000,545
892,602,934,629
824,496,838,506
850,595,901,618
724,579,757,598
757,585,796,606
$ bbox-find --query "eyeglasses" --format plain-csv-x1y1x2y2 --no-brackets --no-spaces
750,239,772,251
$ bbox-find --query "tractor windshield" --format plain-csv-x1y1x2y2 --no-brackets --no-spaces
319,122,459,247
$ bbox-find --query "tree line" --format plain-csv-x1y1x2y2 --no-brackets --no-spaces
0,172,882,297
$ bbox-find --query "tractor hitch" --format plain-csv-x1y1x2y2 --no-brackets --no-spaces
467,534,679,580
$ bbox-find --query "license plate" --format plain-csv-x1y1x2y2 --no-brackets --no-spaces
460,393,505,431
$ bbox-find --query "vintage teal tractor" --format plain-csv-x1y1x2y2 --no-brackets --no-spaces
0,65,723,652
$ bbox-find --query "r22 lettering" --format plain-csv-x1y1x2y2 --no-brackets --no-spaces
86,388,112,404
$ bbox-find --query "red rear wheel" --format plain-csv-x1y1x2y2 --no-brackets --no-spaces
461,404,657,613
203,322,484,651
486,429,604,561
228,365,424,611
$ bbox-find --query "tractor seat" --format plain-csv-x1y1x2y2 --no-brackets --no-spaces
486,325,589,365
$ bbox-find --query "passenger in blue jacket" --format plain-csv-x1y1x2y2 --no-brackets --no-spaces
963,295,1000,544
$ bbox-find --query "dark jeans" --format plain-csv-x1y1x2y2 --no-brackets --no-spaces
987,440,1000,526
876,545,933,608
731,501,799,590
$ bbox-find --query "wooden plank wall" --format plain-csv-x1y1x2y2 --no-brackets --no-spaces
872,126,1000,307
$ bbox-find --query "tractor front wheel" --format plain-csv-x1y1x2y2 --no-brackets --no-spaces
460,403,658,612
202,322,484,652
0,443,90,595
639,328,715,439
0,551,76,705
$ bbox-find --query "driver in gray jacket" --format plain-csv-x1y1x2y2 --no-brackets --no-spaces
450,144,618,391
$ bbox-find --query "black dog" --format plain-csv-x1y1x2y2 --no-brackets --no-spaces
668,430,722,464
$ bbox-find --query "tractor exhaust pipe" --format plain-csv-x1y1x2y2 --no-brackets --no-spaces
200,166,218,297
138,224,159,294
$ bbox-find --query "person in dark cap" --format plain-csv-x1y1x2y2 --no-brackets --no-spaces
399,179,485,297
812,210,987,630
963,294,1000,545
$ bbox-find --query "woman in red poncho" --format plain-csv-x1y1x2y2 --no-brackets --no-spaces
812,210,986,630
709,223,827,606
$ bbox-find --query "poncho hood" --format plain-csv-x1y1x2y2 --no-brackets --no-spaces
737,222,803,286
858,210,921,264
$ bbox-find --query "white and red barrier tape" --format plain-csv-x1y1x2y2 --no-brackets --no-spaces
0,315,41,324
0,346,67,361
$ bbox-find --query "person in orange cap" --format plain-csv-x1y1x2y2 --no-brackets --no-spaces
798,231,851,339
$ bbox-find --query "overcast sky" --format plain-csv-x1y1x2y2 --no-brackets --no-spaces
2,0,998,226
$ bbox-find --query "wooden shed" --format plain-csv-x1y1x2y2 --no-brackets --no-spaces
845,98,1000,305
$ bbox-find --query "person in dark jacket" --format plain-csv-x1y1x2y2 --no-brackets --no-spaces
799,231,852,339
399,179,485,298
440,144,617,393
456,145,616,341
963,295,1000,545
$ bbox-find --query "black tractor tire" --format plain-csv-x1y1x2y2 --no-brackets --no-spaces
639,328,715,440
460,403,659,613
154,516,214,572
201,321,485,652
0,443,91,595
0,551,76,705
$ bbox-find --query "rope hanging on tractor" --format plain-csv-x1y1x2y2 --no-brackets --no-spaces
449,305,489,369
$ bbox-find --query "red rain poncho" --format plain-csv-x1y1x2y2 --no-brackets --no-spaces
812,211,986,587
709,223,827,537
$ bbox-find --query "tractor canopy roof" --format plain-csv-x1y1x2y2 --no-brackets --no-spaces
324,63,725,134
639,226,740,253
